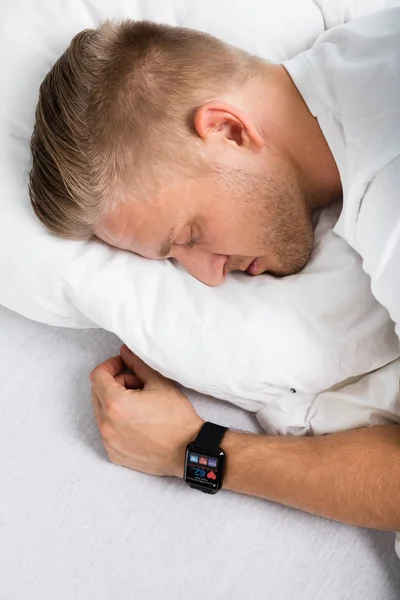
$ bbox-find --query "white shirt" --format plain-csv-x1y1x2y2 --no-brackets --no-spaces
284,7,400,558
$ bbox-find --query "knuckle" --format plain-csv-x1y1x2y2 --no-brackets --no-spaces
107,451,121,465
99,421,114,440
103,397,120,417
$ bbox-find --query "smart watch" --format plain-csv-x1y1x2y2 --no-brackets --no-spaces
184,422,227,494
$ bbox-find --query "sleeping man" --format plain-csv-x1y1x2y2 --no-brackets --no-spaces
29,11,400,538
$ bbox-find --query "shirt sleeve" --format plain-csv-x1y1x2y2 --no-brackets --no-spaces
256,357,400,436
355,155,400,340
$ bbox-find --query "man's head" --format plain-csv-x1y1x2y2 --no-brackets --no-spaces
30,19,340,286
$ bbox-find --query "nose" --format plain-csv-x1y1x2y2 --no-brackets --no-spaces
171,245,227,286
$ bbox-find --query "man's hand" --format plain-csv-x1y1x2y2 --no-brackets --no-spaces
91,346,400,530
90,345,205,478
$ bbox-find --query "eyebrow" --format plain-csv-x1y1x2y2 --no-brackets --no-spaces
158,226,176,258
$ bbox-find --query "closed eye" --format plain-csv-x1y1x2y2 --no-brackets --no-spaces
182,239,197,250
177,224,201,250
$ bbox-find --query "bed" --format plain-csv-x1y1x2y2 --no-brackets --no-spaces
1,304,400,599
2,0,400,596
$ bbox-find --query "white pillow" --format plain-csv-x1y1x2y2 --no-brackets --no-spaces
1,0,399,409
313,0,400,29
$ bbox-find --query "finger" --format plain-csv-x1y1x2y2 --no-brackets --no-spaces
120,344,161,386
114,373,143,390
92,355,125,379
90,355,126,403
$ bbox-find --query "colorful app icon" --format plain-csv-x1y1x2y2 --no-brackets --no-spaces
189,454,198,463
207,471,217,480
208,458,218,468
199,456,208,465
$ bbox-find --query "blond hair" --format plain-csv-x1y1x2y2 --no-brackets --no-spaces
29,19,262,239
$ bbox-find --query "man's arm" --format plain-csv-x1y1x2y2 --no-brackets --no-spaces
221,425,400,530
90,345,400,531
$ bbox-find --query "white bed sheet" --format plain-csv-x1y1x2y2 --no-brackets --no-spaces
1,305,400,600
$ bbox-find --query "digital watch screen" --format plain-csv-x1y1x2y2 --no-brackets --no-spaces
184,443,225,494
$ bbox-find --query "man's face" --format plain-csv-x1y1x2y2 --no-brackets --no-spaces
95,145,315,287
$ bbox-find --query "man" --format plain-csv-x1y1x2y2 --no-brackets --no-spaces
29,11,400,534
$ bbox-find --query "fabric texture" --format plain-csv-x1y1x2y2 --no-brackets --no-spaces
1,304,400,600
284,7,400,336
1,0,400,588
284,5,400,560
312,0,400,29
1,0,400,427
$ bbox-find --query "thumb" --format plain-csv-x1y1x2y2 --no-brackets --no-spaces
119,344,162,387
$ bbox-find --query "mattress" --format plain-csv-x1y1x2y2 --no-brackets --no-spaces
1,304,400,600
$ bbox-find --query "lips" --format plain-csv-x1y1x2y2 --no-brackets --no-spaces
246,259,259,275
223,258,228,277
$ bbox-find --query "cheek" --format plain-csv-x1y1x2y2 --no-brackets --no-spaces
202,184,270,255
205,218,267,256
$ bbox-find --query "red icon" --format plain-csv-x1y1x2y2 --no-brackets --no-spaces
207,471,217,480
199,456,208,465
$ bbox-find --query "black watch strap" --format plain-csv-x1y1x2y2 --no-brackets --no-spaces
194,422,227,450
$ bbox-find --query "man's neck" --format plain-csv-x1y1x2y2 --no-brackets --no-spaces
262,64,343,209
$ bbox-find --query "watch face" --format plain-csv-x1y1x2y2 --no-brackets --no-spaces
185,445,225,491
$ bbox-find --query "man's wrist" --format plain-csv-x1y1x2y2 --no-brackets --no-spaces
220,429,255,491
178,421,400,530
176,423,254,487
173,419,206,478
177,422,235,482
177,425,254,489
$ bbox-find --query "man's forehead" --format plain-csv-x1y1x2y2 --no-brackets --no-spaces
94,201,137,246
95,197,188,255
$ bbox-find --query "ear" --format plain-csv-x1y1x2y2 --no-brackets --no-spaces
193,100,264,151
